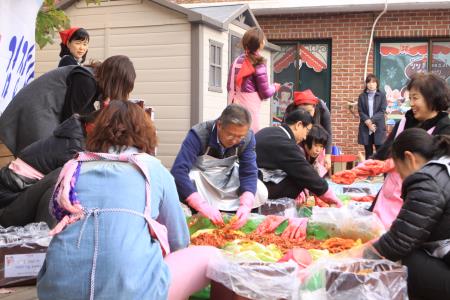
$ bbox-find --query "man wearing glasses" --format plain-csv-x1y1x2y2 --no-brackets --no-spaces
171,104,267,228
255,108,342,207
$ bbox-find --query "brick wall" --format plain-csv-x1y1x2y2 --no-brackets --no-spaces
258,9,450,154
175,0,450,154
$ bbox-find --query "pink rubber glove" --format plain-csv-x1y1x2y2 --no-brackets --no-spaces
274,83,281,91
383,158,395,173
317,188,343,207
256,215,286,234
186,192,224,225
281,217,308,240
232,191,254,229
295,190,308,206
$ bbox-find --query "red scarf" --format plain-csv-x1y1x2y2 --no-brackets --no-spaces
235,55,256,89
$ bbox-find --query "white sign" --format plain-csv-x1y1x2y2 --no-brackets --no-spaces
0,0,43,115
4,253,46,278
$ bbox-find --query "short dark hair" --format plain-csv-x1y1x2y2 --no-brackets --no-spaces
392,128,450,161
364,73,380,92
406,72,450,112
304,124,329,149
95,55,136,102
86,100,157,155
59,28,90,63
218,104,252,128
283,107,314,126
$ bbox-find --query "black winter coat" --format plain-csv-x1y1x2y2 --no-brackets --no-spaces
357,91,387,145
0,115,85,208
58,55,79,67
315,100,333,154
0,66,95,155
255,124,328,196
374,157,450,262
374,110,450,160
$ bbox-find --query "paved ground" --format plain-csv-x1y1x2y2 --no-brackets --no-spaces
0,286,37,300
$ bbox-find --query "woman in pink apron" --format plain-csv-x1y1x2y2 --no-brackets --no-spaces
371,72,450,229
227,27,279,132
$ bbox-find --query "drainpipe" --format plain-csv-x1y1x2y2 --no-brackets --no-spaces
364,0,388,80
349,0,388,116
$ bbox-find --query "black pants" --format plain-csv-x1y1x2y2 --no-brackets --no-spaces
364,134,382,159
402,249,450,300
0,168,60,228
264,177,301,199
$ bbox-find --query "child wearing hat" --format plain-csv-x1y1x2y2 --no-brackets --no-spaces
284,89,333,171
58,27,90,67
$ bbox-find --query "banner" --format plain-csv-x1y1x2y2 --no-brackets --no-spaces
378,42,428,120
0,0,43,115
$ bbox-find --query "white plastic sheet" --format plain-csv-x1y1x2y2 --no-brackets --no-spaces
207,252,299,300
300,258,408,300
309,206,385,242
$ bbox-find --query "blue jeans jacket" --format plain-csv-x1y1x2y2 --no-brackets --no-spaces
37,149,189,300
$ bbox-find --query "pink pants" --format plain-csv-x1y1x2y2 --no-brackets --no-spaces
165,246,220,300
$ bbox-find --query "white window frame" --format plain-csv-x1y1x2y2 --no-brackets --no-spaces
208,40,223,93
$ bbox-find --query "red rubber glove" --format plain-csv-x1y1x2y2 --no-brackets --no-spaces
186,192,224,225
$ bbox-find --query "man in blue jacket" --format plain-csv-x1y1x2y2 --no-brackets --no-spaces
171,104,267,228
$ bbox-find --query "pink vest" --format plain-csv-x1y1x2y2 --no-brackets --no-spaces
228,57,263,133
373,117,435,229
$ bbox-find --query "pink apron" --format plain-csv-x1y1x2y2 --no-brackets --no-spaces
228,57,262,133
315,149,328,177
373,117,435,229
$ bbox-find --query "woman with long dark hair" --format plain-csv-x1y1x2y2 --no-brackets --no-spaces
0,55,136,155
371,128,450,300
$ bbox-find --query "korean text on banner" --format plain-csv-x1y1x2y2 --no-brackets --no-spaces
0,0,43,115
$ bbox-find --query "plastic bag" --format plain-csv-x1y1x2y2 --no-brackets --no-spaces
207,252,299,300
0,223,51,287
300,257,408,300
328,181,383,198
257,197,297,217
0,222,51,248
309,207,385,242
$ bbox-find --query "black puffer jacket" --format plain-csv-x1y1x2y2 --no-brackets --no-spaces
374,157,450,261
374,111,450,160
0,115,85,208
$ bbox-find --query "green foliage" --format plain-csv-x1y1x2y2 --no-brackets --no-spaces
35,0,100,49
36,0,69,49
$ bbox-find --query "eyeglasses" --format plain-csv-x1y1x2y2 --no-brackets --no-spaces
219,126,248,142
222,129,247,141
